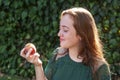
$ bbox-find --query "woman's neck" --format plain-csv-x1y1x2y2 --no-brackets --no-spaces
68,46,83,62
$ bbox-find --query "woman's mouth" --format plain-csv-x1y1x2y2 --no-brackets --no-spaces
60,38,64,42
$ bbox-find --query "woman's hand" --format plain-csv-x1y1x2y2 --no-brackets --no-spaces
20,47,42,66
20,47,47,80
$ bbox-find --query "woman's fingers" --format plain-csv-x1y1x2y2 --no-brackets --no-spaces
20,48,42,65
25,48,33,58
20,48,26,58
34,52,40,57
25,52,34,63
33,53,42,66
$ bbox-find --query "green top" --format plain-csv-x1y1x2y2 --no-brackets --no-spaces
45,50,111,80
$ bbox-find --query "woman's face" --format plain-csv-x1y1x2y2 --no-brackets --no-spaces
58,14,81,49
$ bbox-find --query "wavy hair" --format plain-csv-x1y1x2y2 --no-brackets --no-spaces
60,7,107,74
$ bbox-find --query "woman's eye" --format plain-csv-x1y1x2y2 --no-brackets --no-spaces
63,30,68,32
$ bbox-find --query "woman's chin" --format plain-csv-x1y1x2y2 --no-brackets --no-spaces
60,44,68,48
60,44,64,48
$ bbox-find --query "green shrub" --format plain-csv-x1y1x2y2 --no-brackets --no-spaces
0,0,119,79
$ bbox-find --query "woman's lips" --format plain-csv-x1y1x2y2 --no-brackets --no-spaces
60,38,64,42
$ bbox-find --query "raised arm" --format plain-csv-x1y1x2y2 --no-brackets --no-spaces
34,63,47,80
20,47,47,80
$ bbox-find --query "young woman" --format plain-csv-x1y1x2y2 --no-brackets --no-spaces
20,7,111,80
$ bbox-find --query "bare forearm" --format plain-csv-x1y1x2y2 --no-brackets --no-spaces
35,65,47,80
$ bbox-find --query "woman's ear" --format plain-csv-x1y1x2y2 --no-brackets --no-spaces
80,37,82,41
78,35,82,41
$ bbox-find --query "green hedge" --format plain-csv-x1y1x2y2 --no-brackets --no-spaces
0,0,120,79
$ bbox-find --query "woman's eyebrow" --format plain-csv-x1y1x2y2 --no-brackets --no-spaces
60,25,69,29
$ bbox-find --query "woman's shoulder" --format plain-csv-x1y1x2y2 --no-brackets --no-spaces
94,59,111,80
52,47,68,60
95,58,110,73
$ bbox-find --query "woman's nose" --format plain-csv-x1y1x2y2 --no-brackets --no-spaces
58,30,63,37
57,30,60,37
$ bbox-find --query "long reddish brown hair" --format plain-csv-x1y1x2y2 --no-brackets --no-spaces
60,7,107,74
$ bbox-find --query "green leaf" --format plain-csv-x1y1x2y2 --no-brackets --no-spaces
3,0,10,6
10,69,16,75
21,11,28,19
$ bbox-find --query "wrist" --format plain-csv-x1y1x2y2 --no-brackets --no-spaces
34,59,42,67
34,64,44,71
34,63,42,67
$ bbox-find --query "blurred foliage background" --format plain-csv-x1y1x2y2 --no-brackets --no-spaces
0,0,120,80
